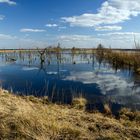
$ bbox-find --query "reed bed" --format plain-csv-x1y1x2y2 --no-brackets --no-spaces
96,47,140,74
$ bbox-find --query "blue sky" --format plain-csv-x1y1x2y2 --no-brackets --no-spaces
0,0,140,49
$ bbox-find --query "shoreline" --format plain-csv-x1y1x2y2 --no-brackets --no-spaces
0,88,140,139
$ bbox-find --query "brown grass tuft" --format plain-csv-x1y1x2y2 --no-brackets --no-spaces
103,104,112,116
72,97,87,110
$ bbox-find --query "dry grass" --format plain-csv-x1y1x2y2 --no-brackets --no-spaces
96,48,140,74
0,50,24,53
72,97,87,110
103,104,112,116
0,89,140,140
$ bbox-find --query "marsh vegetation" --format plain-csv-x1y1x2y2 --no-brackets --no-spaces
0,45,140,139
0,45,140,112
96,44,140,74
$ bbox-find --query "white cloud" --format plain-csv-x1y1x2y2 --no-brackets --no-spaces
56,34,104,48
20,28,46,33
45,24,58,27
0,37,48,49
14,38,47,49
59,35,95,41
98,32,140,36
61,0,140,27
0,0,16,5
98,32,140,41
0,15,4,20
56,32,140,48
95,25,122,31
0,33,48,49
0,34,17,40
97,32,140,48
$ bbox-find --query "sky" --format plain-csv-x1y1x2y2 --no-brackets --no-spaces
0,0,140,49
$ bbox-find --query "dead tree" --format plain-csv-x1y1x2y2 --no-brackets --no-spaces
37,48,46,63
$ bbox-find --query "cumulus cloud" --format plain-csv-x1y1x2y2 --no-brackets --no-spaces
95,25,122,31
61,0,140,28
20,28,46,33
0,0,16,5
45,24,58,27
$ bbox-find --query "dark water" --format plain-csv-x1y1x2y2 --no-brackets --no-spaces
0,51,140,113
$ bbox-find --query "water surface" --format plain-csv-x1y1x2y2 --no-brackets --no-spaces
0,51,140,113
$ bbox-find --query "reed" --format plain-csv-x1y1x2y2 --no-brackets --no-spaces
96,45,140,74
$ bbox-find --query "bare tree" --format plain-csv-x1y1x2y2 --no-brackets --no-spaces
37,48,46,63
134,35,140,50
